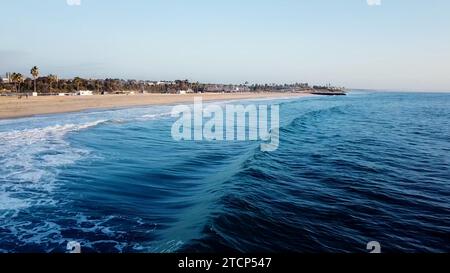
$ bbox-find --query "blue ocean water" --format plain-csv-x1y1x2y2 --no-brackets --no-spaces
0,92,449,253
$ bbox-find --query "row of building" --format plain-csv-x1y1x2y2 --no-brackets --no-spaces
1,73,11,84
2,72,328,95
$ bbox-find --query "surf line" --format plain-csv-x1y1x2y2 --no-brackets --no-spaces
171,97,280,152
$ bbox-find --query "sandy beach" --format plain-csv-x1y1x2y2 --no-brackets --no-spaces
0,92,309,120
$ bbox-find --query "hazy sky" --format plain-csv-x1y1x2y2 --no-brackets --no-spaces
1,0,450,91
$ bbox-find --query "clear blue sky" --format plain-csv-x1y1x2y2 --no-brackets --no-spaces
1,0,449,91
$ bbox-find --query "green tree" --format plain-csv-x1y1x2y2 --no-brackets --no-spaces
31,66,39,93
73,77,83,91
11,73,24,93
48,74,58,94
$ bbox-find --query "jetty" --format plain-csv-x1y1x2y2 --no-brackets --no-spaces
310,85,347,96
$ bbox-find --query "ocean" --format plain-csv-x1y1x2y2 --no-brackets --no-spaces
0,91,449,253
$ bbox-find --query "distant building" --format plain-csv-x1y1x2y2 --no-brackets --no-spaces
157,81,175,85
178,89,193,95
1,73,11,84
205,84,249,93
77,90,93,96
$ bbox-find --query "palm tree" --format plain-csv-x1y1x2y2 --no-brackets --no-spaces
31,66,39,94
95,80,103,93
11,73,24,94
48,74,58,94
73,77,83,91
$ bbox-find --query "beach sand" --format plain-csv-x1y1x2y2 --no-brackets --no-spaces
0,92,309,120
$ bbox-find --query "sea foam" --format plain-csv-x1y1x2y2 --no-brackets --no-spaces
0,120,107,211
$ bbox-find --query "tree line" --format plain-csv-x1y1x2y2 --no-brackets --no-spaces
1,66,321,95
0,67,209,94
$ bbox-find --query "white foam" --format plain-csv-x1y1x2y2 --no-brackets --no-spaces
0,192,28,211
0,107,178,251
139,112,172,121
0,106,173,215
0,120,106,212
0,119,107,143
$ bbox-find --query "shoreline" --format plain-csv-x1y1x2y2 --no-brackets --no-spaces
0,92,310,120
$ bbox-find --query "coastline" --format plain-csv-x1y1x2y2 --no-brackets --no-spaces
0,92,309,120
